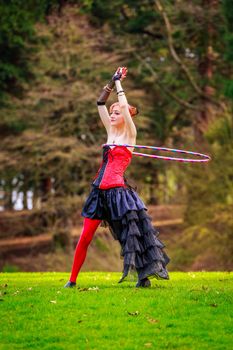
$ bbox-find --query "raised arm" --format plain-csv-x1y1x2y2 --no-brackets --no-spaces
96,78,115,133
114,68,137,138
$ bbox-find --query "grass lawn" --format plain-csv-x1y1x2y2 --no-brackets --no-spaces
0,271,232,350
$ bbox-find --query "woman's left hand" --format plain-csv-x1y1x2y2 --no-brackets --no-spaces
112,66,128,81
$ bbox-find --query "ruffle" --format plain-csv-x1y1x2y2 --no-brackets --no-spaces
81,185,170,282
108,209,170,282
81,186,147,221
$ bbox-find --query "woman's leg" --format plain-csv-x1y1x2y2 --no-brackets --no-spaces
69,217,102,283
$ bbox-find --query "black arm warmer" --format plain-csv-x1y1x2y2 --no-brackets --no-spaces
96,80,115,105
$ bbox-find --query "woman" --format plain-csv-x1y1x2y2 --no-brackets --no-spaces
64,67,170,288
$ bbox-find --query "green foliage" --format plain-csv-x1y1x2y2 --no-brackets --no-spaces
184,113,233,225
177,114,233,269
0,0,67,97
174,203,233,270
224,80,233,99
80,0,124,25
222,0,233,32
0,2,233,270
125,11,159,34
222,0,233,99
2,264,20,272
205,113,233,146
173,1,233,268
0,1,36,96
94,237,109,252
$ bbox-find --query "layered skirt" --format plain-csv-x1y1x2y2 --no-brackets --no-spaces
81,185,170,282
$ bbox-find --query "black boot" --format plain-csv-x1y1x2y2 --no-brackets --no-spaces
64,281,76,288
135,277,151,288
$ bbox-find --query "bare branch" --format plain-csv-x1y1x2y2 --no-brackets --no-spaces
154,0,224,110
120,7,163,40
154,0,203,94
133,52,202,111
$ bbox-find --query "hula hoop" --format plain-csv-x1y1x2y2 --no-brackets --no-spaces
102,144,211,163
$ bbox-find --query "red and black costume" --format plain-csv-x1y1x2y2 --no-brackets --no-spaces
92,145,132,189
67,69,170,287
78,144,170,283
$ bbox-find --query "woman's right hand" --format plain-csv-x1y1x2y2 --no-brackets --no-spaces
121,67,128,80
112,66,128,81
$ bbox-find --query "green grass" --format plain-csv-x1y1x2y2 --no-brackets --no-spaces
0,272,232,350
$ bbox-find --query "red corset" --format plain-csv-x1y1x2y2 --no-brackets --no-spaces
92,145,132,189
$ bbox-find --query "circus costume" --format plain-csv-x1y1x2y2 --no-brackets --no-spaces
64,67,170,289
81,144,170,283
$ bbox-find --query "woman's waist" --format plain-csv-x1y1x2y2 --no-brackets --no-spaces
92,171,127,187
92,182,127,190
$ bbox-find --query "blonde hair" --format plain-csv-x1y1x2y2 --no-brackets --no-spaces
109,102,138,117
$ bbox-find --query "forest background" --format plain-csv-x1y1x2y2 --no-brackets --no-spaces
0,0,232,273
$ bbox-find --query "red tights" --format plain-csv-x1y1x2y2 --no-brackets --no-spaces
69,217,102,283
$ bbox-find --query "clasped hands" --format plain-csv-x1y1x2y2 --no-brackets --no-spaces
112,66,128,81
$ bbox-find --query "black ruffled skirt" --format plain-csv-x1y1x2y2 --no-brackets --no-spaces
81,185,170,283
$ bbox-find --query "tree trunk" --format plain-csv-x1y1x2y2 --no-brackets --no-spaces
194,0,218,141
4,178,13,210
40,177,52,203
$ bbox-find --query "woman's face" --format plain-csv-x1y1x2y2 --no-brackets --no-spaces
109,105,124,126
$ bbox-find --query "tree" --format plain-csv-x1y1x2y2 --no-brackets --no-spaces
0,0,70,99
